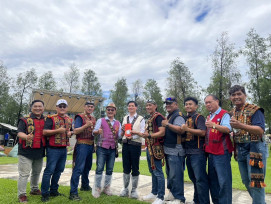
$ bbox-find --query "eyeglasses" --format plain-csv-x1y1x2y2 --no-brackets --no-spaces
58,105,67,109
107,108,115,112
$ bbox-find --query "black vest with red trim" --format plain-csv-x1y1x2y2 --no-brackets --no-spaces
19,114,45,149
75,113,96,142
205,109,234,155
48,114,72,147
184,112,205,152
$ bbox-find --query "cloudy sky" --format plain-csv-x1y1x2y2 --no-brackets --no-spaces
1,0,271,97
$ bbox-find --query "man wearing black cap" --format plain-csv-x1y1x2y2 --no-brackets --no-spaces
162,97,186,204
69,101,96,201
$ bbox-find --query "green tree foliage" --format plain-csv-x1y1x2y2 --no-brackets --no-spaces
243,28,268,103
166,57,200,112
132,79,143,102
207,32,240,110
64,63,80,93
81,69,103,118
0,63,19,125
110,78,129,121
14,68,38,120
38,71,57,90
143,79,165,116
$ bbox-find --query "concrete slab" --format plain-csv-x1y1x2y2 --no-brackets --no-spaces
0,163,270,203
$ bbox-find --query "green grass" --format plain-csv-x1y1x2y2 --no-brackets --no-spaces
0,178,147,204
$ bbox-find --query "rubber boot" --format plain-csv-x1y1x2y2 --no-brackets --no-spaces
119,173,130,197
103,175,112,196
92,174,102,198
130,176,139,199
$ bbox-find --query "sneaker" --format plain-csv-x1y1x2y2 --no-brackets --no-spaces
69,194,81,201
164,191,174,201
152,198,164,204
143,193,157,200
41,195,49,202
50,191,64,197
168,199,185,204
119,188,129,197
80,186,92,191
18,195,27,203
30,189,41,195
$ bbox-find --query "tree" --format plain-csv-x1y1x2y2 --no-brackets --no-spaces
110,78,129,121
207,32,240,110
166,58,200,112
64,63,80,93
81,69,103,118
143,79,165,116
243,28,268,103
38,71,57,90
132,79,143,102
14,68,38,120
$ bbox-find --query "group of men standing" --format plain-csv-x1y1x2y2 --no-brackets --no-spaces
16,84,268,204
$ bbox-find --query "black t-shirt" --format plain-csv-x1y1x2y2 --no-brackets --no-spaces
155,115,163,128
17,113,45,160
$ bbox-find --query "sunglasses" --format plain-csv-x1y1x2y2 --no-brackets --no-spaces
107,108,115,112
58,105,67,109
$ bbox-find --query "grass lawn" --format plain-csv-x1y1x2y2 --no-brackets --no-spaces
0,178,147,204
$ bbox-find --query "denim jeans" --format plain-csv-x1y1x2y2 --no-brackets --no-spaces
146,149,165,200
41,147,67,196
237,142,268,204
165,154,185,202
96,146,115,175
186,154,210,204
70,144,94,195
208,150,232,204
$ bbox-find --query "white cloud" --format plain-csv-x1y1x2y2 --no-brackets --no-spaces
1,0,271,96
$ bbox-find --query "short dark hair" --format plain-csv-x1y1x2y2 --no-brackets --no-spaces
229,85,246,95
127,101,138,107
184,97,198,105
204,94,218,101
31,100,44,107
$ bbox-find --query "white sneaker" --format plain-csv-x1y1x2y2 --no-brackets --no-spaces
168,199,185,204
152,198,164,204
164,191,174,201
143,193,157,200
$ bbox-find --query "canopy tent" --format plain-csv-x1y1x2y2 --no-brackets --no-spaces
30,89,105,114
0,123,17,131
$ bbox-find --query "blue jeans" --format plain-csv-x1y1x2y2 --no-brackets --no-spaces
165,154,185,202
70,144,94,195
96,146,115,175
41,147,67,196
146,149,165,200
186,154,210,204
237,142,268,204
208,150,232,204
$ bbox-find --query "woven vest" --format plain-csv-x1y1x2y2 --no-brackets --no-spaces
122,115,143,144
205,109,234,155
19,114,45,149
75,114,96,143
48,114,72,147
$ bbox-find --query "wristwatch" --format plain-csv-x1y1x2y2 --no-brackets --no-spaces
165,123,169,128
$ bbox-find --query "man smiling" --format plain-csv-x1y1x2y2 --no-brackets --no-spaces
229,85,267,204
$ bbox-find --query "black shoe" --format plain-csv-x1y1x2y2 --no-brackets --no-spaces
80,186,92,191
69,194,81,201
41,195,49,202
50,191,64,197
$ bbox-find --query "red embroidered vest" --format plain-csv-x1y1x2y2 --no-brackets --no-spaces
205,109,234,155
19,115,45,149
75,114,96,142
48,114,72,147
